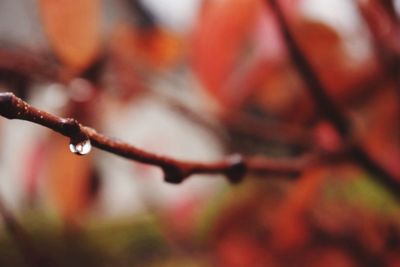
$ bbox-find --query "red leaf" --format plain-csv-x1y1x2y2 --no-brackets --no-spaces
111,24,182,70
191,0,263,108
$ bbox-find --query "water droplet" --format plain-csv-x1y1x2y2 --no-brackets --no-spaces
69,139,92,155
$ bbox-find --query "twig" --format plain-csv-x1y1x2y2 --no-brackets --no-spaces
268,0,400,199
0,92,305,184
152,91,310,149
0,48,62,82
223,111,311,149
125,0,156,28
0,193,53,267
268,0,350,135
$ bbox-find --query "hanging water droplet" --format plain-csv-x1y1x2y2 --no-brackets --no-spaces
69,139,92,155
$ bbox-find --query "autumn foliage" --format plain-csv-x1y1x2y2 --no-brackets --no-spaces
0,0,399,266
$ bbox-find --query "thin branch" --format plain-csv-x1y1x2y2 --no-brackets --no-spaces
0,92,305,184
0,193,53,267
223,111,311,149
267,0,350,136
0,48,62,82
268,0,400,199
125,0,156,28
152,91,310,149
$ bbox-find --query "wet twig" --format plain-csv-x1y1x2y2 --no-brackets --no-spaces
0,92,307,184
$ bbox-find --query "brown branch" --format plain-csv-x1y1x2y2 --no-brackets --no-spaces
125,0,156,28
222,111,311,149
152,91,310,149
268,0,400,199
0,92,305,184
267,1,350,136
0,48,62,82
0,193,54,267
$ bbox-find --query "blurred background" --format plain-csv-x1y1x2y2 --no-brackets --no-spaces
0,0,399,266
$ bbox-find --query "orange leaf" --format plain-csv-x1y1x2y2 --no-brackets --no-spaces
111,24,182,69
44,133,94,225
39,0,101,71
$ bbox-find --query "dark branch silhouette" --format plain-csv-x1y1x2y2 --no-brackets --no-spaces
268,0,400,199
0,193,53,267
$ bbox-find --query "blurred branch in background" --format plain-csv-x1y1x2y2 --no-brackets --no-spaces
0,0,399,266
0,192,53,267
268,0,400,199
